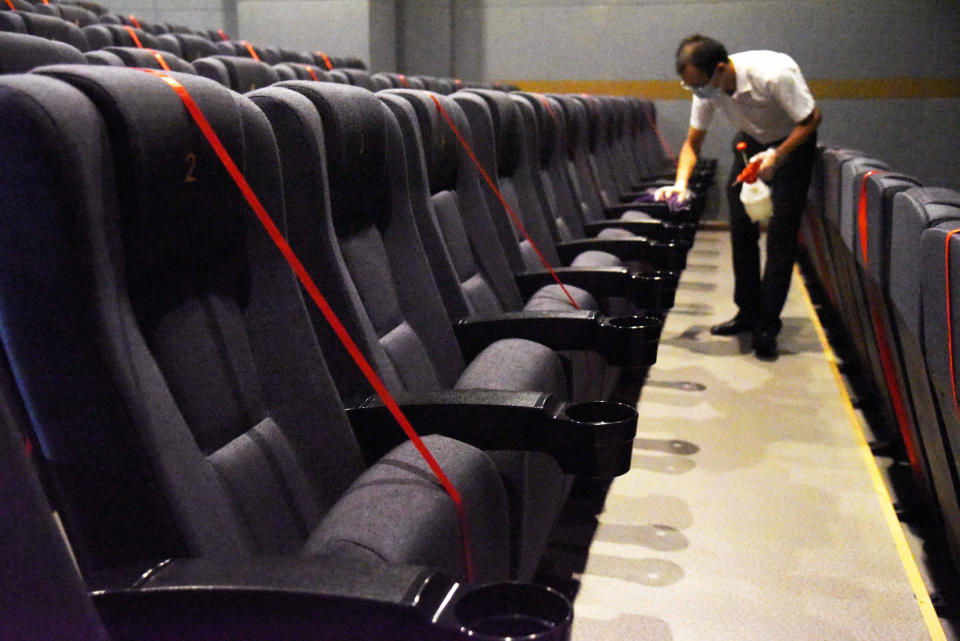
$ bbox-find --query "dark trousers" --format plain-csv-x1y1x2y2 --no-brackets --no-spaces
727,130,817,334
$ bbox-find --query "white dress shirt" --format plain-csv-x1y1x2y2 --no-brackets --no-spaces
690,50,816,144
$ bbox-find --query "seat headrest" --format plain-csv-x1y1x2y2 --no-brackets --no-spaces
18,11,89,51
35,65,257,292
102,46,195,73
207,54,279,92
385,89,463,195
0,31,85,72
467,89,521,177
277,81,389,229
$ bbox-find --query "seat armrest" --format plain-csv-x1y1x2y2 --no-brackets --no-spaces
347,389,638,477
583,218,672,240
566,238,687,272
604,201,670,219
631,174,675,187
515,266,634,301
453,310,661,366
91,557,460,641
556,237,655,265
515,266,678,309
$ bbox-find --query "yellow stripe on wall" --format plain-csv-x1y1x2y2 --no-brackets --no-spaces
509,77,960,100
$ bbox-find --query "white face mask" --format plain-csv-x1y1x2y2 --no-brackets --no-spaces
692,82,721,100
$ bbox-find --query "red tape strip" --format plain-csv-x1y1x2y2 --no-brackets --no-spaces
429,93,580,310
947,229,960,417
128,14,141,30
315,51,334,71
3,0,15,10
857,170,886,269
639,101,677,166
122,25,143,49
138,69,474,581
241,41,260,62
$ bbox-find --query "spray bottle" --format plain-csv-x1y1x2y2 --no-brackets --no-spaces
733,141,773,224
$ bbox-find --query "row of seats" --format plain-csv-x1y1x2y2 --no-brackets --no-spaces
800,148,960,574
0,8,711,635
2,0,367,68
0,26,513,95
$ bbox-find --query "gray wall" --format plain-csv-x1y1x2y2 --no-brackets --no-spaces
235,0,391,68
109,0,960,216
482,0,960,213
103,0,234,36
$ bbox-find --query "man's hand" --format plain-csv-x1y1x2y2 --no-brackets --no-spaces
654,183,689,203
750,148,780,181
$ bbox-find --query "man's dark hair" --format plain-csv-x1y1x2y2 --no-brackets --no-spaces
675,34,729,75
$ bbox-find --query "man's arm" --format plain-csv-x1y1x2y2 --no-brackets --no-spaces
655,126,706,201
756,105,822,180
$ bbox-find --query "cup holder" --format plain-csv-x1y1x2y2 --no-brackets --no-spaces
550,401,638,477
600,315,662,366
454,582,572,640
603,314,650,329
563,400,637,426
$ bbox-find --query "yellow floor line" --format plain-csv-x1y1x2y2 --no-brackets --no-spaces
796,265,947,641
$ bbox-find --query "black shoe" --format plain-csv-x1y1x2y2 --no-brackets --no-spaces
752,329,778,359
710,315,753,336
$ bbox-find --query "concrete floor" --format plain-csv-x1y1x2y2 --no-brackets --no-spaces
537,229,946,641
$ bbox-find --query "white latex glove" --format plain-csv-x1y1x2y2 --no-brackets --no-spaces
749,148,780,181
654,183,688,203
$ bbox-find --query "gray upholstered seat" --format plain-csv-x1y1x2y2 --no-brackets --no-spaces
379,88,625,402
0,67,509,583
249,81,571,579
193,54,279,91
0,30,85,71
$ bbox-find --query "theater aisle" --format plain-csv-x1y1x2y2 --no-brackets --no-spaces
538,229,943,641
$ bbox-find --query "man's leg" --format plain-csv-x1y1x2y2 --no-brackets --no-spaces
721,133,764,331
758,133,819,339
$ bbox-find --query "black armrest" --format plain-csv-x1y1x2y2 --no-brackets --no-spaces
604,201,670,219
631,173,675,187
556,237,656,265
583,218,672,240
515,266,632,300
91,557,461,641
453,310,661,366
514,266,676,309
555,238,689,274
624,179,672,196
347,389,638,477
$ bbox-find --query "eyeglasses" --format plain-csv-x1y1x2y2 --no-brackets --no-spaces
679,80,705,92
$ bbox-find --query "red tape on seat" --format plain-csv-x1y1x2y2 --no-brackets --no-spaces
122,25,143,49
397,73,410,89
3,0,14,10
240,40,260,62
138,69,474,581
639,102,677,166
857,170,886,268
146,49,170,70
298,64,318,81
946,229,960,417
869,302,920,481
315,51,334,71
128,14,141,30
429,94,581,310
217,29,229,42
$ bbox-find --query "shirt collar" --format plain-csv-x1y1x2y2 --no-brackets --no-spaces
730,55,751,98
